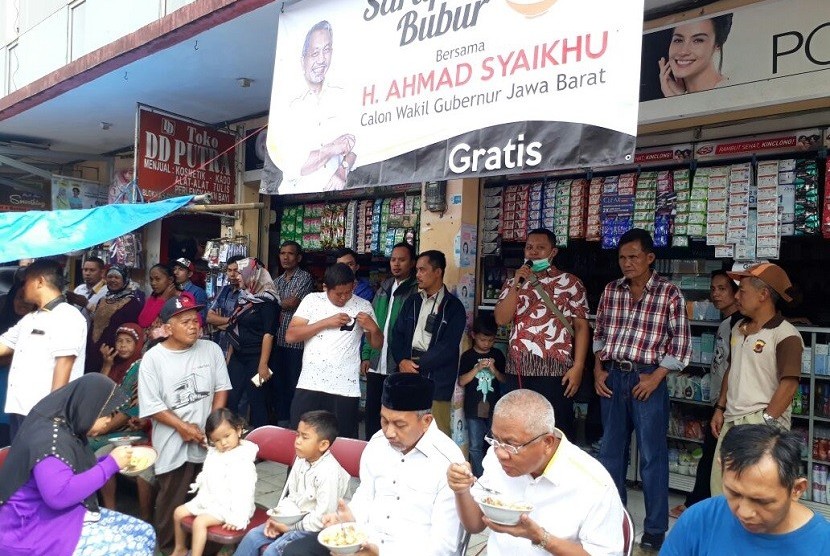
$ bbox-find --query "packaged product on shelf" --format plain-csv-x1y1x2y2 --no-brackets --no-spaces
779,160,796,235
815,344,828,375
756,160,781,258
345,201,357,249
633,171,657,233
802,346,813,375
733,210,757,261
824,159,830,238
688,168,713,238
553,181,571,246
794,159,819,235
569,179,588,239
586,177,604,242
726,163,751,243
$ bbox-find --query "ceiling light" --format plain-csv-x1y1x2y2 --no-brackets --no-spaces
100,122,112,130
237,78,253,88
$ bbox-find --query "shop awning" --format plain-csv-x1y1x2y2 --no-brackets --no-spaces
0,195,193,264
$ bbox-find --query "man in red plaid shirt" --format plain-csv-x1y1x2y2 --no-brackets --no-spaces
593,228,691,552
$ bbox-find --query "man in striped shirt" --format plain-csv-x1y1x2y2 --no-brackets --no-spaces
593,228,691,552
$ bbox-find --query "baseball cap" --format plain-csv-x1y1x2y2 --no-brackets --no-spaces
727,263,793,302
159,295,204,322
171,258,194,272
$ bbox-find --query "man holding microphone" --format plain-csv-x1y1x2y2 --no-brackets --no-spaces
494,228,589,440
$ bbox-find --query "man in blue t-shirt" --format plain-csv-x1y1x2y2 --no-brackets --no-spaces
661,424,830,555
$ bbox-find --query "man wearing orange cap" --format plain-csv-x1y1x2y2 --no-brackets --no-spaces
710,263,803,494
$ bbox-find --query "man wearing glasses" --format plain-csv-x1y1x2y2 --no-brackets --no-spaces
447,389,625,555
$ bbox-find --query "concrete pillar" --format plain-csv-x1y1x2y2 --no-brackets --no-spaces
418,178,480,292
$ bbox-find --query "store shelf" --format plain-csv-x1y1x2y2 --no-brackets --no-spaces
667,434,704,444
669,397,711,407
814,416,830,423
808,458,830,466
792,414,811,420
668,472,695,493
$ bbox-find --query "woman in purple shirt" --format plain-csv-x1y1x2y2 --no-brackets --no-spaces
0,374,156,555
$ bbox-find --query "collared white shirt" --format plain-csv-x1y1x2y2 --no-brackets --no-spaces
350,421,463,555
73,280,107,317
1,302,87,415
475,432,625,556
412,287,445,353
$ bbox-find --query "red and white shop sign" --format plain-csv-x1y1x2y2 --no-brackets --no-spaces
694,128,824,160
135,106,236,203
633,143,694,166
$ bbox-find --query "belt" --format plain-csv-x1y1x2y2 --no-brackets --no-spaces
606,360,657,373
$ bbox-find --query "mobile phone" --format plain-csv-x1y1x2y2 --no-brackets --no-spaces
251,368,273,387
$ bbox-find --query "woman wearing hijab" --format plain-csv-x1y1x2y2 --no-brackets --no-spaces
93,323,154,520
91,323,148,450
0,373,156,555
226,257,280,427
85,264,142,373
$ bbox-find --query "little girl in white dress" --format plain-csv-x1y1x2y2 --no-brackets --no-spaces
170,408,258,556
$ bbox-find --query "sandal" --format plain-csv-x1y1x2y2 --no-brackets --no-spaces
669,504,686,519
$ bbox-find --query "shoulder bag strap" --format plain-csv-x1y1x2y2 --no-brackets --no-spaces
531,280,575,337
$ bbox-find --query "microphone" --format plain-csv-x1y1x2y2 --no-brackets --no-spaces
518,260,532,284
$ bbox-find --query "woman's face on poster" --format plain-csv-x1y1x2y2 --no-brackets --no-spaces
668,19,718,80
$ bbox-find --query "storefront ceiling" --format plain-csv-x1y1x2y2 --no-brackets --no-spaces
0,0,761,185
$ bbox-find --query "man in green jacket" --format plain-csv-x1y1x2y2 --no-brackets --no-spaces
360,242,418,439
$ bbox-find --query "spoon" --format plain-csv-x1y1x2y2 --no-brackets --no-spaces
434,444,500,496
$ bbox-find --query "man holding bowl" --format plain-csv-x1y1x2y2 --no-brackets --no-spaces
447,389,625,554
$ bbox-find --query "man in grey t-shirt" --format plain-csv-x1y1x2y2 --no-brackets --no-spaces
138,295,231,552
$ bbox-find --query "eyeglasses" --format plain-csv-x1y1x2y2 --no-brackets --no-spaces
484,432,547,455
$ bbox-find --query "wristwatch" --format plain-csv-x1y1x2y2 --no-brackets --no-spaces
763,411,783,428
533,528,550,551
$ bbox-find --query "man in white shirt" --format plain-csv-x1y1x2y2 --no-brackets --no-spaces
65,256,107,316
0,259,87,441
282,373,465,556
286,262,382,438
448,389,625,555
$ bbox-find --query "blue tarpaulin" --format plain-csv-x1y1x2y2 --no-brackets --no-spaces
0,196,193,264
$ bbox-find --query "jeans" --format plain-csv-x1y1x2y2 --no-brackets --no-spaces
234,525,312,556
598,367,669,536
467,417,491,477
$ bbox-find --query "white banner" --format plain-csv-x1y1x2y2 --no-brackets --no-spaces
267,0,644,194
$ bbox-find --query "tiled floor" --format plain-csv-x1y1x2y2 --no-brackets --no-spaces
253,460,684,555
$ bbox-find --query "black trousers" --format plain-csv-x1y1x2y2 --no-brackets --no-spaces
274,346,303,422
364,372,387,440
290,388,360,438
154,462,201,552
685,406,718,507
505,374,575,440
